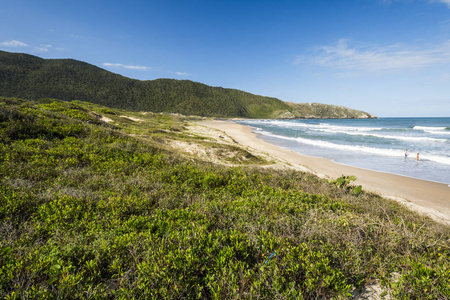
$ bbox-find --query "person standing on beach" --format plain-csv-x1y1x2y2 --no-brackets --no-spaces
416,153,419,161
405,149,408,158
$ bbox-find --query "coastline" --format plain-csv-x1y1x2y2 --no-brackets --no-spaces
197,120,450,224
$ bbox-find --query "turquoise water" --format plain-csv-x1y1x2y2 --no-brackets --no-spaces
237,118,450,184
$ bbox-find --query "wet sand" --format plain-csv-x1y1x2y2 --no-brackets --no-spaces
198,120,450,224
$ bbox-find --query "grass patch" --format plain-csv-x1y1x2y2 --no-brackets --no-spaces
0,97,449,299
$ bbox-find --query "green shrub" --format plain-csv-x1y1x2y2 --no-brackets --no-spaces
0,97,448,299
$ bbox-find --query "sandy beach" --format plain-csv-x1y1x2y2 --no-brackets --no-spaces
197,120,450,224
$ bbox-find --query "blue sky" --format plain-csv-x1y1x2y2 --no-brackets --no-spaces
1,0,450,117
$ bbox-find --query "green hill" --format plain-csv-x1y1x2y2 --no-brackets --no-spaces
0,51,291,118
287,102,376,119
0,51,376,119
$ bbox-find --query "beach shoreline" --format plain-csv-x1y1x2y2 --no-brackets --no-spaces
197,120,450,224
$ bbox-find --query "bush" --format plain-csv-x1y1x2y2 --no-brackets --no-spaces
0,97,449,299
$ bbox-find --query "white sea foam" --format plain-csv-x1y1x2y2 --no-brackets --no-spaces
257,131,450,166
247,120,382,132
422,154,450,165
247,120,449,142
414,126,447,131
315,129,448,143
240,118,450,183
260,131,401,156
424,130,450,135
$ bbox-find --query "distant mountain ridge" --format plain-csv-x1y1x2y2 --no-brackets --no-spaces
0,51,376,119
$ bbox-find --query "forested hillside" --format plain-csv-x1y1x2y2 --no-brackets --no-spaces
0,51,375,119
0,51,291,118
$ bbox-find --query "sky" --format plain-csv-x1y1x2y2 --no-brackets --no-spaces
1,0,450,117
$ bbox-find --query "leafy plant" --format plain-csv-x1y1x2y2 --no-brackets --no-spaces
331,175,363,196
0,97,448,299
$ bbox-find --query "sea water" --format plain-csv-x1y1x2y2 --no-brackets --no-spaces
237,118,450,184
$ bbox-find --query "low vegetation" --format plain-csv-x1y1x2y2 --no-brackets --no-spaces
0,97,448,299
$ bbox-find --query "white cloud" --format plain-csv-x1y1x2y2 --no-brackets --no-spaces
103,63,150,70
174,72,190,76
383,0,450,8
1,40,66,53
438,0,450,8
1,40,28,47
33,44,53,53
300,39,450,73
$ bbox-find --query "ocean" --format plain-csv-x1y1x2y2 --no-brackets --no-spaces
237,118,450,185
